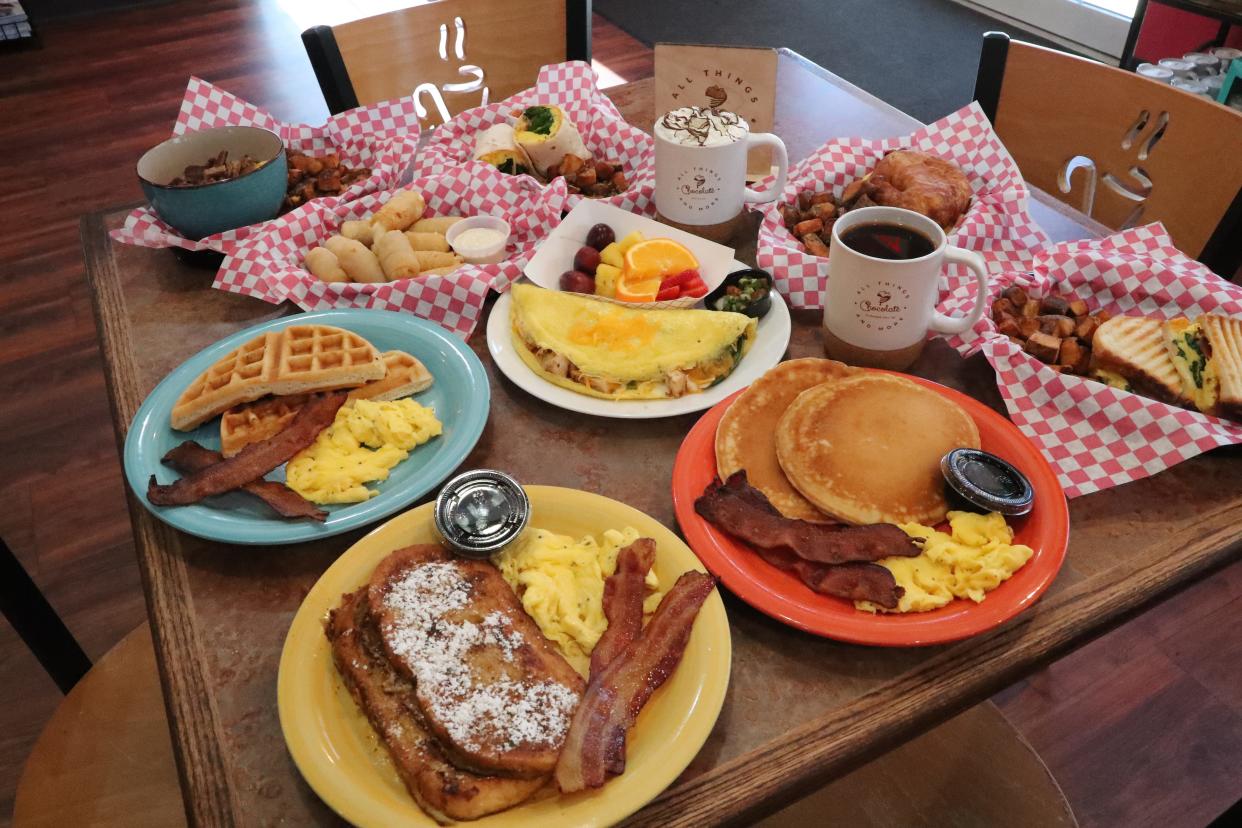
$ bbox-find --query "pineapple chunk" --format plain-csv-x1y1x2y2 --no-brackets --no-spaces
599,242,624,269
617,231,644,253
594,264,620,298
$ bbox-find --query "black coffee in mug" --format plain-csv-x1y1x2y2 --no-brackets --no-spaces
840,223,936,260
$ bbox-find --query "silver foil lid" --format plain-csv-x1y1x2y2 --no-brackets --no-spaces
434,469,530,559
940,448,1035,516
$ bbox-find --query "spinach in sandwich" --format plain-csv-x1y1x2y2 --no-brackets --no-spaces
496,157,529,176
1175,334,1207,388
522,106,556,135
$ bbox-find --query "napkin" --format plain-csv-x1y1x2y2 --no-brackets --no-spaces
110,77,421,253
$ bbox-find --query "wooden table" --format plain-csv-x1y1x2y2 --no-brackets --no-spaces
83,50,1242,827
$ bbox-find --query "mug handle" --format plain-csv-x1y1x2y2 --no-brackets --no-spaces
929,247,990,335
742,133,789,204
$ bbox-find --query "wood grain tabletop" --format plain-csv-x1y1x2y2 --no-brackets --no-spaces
82,50,1239,827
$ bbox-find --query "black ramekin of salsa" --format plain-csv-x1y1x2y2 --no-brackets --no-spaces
705,268,773,318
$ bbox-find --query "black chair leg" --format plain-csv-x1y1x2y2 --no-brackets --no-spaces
1,538,92,693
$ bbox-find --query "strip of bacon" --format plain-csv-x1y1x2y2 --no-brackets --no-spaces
695,472,918,565
556,571,716,793
162,441,326,521
589,538,656,678
756,543,904,608
148,391,346,506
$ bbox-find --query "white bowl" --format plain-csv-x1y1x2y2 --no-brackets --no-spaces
446,215,511,264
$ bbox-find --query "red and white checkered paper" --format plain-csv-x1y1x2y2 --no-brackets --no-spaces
214,166,560,338
954,223,1242,498
109,77,421,253
414,61,656,216
756,102,1048,310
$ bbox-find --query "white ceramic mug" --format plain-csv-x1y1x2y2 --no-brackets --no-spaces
653,110,788,226
823,206,989,370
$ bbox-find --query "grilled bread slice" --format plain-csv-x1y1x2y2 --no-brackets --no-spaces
326,588,546,823
1201,314,1242,421
368,545,585,779
1091,316,1192,408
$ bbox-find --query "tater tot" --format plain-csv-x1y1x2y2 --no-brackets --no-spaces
371,190,426,231
304,246,350,283
324,235,385,283
403,231,451,252
340,219,376,246
410,216,464,234
372,229,420,281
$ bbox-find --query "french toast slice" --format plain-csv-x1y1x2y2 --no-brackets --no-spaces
367,545,585,779
326,588,547,823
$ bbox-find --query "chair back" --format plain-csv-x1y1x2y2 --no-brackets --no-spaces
975,32,1242,277
303,0,591,126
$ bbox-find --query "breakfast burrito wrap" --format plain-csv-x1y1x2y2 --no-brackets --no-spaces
474,123,537,178
214,166,560,338
942,223,1242,498
414,61,656,216
111,76,422,258
755,102,1046,311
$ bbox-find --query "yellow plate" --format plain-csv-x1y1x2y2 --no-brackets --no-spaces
277,486,732,827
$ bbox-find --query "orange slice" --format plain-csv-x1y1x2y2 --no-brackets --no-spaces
616,238,699,302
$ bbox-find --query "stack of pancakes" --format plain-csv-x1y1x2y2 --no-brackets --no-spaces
716,359,980,526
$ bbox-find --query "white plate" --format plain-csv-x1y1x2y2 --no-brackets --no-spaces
523,200,737,310
487,272,791,419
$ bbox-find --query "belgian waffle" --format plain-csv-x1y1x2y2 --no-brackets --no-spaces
170,325,385,431
218,350,433,457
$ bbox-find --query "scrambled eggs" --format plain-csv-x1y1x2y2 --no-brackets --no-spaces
285,399,441,504
494,526,662,675
857,511,1034,614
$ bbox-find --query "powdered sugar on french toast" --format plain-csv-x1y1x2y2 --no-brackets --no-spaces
380,562,579,752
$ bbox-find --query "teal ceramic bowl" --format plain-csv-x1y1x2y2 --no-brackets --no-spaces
137,125,287,240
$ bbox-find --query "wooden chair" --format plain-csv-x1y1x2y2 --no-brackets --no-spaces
302,0,593,123
1,536,91,694
973,31,1242,279
14,624,1075,828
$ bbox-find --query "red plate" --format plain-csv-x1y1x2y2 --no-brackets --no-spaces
672,375,1070,646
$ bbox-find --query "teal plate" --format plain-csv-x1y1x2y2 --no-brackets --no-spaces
122,309,490,545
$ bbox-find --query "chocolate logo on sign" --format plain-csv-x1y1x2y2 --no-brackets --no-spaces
854,282,910,331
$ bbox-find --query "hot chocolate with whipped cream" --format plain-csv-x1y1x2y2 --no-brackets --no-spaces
656,106,748,147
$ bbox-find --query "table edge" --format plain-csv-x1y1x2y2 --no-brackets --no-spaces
80,211,240,828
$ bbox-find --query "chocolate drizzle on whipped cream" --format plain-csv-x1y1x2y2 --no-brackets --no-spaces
657,106,747,147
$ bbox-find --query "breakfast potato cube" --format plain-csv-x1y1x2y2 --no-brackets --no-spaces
797,191,814,211
1075,316,1100,343
1002,285,1028,307
1025,331,1062,363
1038,314,1076,338
1058,338,1089,373
810,202,837,221
1021,299,1041,318
780,204,800,230
992,297,1016,321
1067,299,1090,318
801,231,830,258
997,316,1022,338
794,218,824,237
1095,310,1111,323
1017,317,1041,338
1040,295,1070,316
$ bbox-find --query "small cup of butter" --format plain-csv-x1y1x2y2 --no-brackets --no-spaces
445,215,511,264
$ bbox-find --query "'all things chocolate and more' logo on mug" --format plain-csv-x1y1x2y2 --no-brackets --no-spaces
675,166,723,212
854,281,910,331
